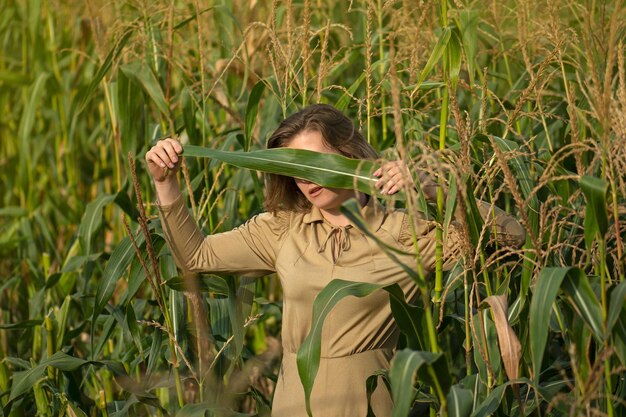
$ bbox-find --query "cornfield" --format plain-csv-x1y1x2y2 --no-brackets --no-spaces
1,0,625,416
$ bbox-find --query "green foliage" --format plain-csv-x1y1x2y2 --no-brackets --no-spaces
1,0,625,416
183,146,377,195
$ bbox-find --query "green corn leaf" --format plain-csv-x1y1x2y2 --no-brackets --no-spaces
389,349,448,417
227,277,246,366
529,267,571,380
447,28,463,90
417,27,451,87
297,279,382,416
119,236,163,306
170,288,186,348
55,296,71,348
560,269,604,340
387,284,428,351
116,68,144,154
469,378,532,417
120,61,169,117
365,369,388,417
471,312,500,385
530,267,603,382
9,352,89,402
175,403,250,417
4,357,31,370
181,87,200,143
0,207,28,217
17,72,49,196
488,135,538,207
147,326,163,375
125,304,143,356
72,30,133,117
108,396,141,417
614,312,626,367
447,384,474,417
165,274,230,295
61,254,101,273
209,297,232,348
469,382,508,417
0,70,31,85
94,315,117,359
443,173,458,242
244,81,265,151
183,146,377,195
94,231,143,319
173,6,215,30
296,278,435,417
18,73,49,152
608,281,626,334
579,175,609,248
463,175,485,250
78,193,117,256
457,9,479,85
336,72,366,111
0,320,43,330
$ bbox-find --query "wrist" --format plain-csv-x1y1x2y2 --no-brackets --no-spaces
153,176,181,205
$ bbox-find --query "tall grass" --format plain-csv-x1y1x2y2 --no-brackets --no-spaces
1,0,625,416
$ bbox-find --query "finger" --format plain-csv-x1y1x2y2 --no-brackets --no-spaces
388,185,399,195
373,168,382,177
160,140,180,165
391,172,406,186
381,178,395,195
153,147,177,168
164,138,183,154
147,151,168,169
376,170,393,185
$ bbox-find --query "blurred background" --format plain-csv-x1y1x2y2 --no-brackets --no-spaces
1,0,625,416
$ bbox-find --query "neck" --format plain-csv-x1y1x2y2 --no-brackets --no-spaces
320,193,368,227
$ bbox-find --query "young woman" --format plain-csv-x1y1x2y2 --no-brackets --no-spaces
145,104,525,417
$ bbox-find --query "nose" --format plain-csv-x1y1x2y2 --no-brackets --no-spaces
295,178,311,184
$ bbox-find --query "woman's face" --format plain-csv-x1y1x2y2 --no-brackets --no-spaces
286,130,358,214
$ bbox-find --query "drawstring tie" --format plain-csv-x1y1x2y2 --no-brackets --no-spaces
318,226,351,263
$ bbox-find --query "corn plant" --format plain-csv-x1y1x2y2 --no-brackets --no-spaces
1,0,625,416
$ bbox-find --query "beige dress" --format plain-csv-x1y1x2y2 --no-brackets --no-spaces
157,195,524,417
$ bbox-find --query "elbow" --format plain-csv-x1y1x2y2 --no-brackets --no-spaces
513,230,526,248
506,221,526,248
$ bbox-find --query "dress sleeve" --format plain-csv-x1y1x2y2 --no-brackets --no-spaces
398,213,464,272
398,200,526,272
476,201,526,248
157,194,288,277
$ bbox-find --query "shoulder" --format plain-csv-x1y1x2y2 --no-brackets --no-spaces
238,209,293,237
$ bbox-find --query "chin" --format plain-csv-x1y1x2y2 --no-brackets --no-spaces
301,186,356,212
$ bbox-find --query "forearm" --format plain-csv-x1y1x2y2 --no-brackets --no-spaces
154,176,182,206
157,192,205,272
475,200,526,247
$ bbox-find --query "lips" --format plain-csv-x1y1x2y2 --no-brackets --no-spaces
309,186,323,197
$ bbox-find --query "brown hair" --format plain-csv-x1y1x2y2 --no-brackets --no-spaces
264,104,378,213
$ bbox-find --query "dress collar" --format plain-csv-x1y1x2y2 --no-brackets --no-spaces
302,196,387,232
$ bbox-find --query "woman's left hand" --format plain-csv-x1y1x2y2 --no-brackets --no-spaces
374,161,412,195
374,161,439,201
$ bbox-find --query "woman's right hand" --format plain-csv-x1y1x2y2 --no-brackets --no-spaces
145,138,183,182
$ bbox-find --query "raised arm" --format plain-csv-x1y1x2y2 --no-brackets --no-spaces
145,138,184,206
146,138,286,277
374,160,526,248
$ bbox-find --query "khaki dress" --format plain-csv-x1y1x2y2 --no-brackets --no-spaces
157,195,524,417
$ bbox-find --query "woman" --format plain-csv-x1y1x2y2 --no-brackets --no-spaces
146,104,525,417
